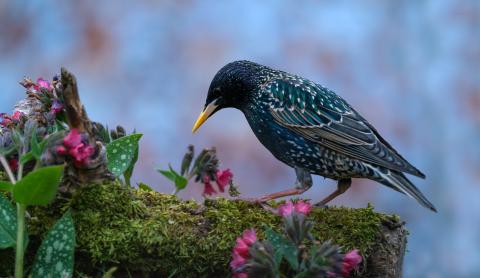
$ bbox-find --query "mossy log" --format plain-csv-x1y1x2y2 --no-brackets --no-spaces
1,180,407,277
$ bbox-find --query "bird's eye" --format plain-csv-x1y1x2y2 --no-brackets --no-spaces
213,87,221,95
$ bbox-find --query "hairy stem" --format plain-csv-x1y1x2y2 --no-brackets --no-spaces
0,155,16,184
17,162,23,182
15,203,26,278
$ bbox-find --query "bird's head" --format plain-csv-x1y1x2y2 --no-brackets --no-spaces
192,60,266,133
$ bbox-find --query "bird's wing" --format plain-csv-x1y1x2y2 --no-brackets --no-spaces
262,77,425,178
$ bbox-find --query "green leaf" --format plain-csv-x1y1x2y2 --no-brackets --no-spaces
0,194,16,249
175,176,188,191
20,151,35,165
106,134,143,177
174,175,188,191
102,267,117,278
158,167,188,192
123,134,140,186
31,211,75,278
29,132,49,161
10,129,23,151
30,132,41,158
265,227,299,270
138,183,153,192
158,169,176,183
168,165,188,191
0,144,15,156
97,123,112,144
54,120,68,132
13,165,64,206
0,181,13,192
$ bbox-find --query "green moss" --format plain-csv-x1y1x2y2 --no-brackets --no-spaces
0,171,7,181
0,180,399,277
310,204,383,257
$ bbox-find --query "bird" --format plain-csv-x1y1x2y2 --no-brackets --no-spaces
192,60,436,212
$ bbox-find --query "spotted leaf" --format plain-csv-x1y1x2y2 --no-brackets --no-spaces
265,227,299,270
31,211,75,278
106,134,143,177
0,194,16,249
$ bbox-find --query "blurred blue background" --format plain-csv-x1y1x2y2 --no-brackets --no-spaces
1,0,479,276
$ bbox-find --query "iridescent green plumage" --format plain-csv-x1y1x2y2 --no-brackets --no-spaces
264,77,425,178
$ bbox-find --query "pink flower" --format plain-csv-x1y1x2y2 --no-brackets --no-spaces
34,78,53,91
294,200,312,215
56,145,67,155
215,169,233,192
233,272,248,278
341,249,362,277
69,144,95,166
57,129,95,167
278,201,295,217
278,200,312,216
230,252,247,269
8,158,18,172
230,229,257,277
63,129,82,148
202,176,217,196
11,111,23,120
0,114,11,127
241,229,257,245
51,99,64,114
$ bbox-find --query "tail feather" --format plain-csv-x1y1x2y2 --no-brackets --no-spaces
366,165,437,212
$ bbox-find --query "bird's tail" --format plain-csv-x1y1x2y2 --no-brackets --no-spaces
367,165,437,212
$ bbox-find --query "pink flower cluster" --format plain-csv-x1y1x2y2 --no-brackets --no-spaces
328,249,362,278
202,169,233,196
278,200,312,217
230,229,257,278
34,78,53,91
0,111,23,127
56,129,94,167
19,77,64,115
21,77,54,93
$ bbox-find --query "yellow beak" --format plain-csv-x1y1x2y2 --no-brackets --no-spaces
192,101,219,133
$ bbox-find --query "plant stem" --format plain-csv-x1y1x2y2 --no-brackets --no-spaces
15,203,26,278
0,155,16,184
1,155,26,278
17,162,23,182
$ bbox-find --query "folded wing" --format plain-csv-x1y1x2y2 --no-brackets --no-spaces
263,77,425,178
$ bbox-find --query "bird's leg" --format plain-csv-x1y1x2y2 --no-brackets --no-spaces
248,168,313,203
315,178,351,207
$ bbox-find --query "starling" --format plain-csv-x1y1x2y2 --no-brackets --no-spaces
192,61,436,212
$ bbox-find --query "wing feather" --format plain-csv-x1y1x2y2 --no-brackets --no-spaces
263,77,425,178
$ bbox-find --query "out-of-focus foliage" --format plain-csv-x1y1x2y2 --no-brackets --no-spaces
0,1,478,276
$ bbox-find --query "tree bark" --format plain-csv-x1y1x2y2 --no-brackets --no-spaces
363,217,407,278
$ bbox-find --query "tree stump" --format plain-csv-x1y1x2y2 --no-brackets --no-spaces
0,181,407,277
